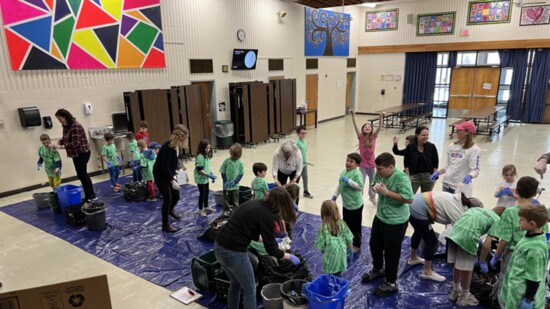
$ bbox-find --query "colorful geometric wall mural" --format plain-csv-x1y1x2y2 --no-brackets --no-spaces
0,0,165,70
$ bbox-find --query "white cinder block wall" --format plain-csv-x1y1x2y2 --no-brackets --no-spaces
0,0,361,192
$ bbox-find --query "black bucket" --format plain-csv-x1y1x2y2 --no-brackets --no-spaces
239,186,253,204
81,202,107,231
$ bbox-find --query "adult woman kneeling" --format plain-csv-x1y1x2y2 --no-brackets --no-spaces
214,187,300,309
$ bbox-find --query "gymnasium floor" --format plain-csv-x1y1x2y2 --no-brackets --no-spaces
0,115,548,308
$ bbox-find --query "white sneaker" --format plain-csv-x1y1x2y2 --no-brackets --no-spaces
198,209,207,217
204,207,214,213
449,289,461,302
407,257,425,266
457,292,479,307
420,271,446,282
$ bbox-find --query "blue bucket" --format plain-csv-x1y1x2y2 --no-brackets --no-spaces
55,184,83,214
268,183,277,190
304,275,349,309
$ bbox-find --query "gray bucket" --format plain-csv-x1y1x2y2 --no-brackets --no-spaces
81,202,107,231
261,283,283,309
214,190,223,206
33,192,51,209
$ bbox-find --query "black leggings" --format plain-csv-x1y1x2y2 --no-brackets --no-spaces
343,205,364,248
156,178,180,225
278,169,299,205
198,183,209,210
72,151,95,200
409,215,439,261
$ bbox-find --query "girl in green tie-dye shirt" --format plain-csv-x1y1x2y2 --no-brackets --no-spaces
314,200,353,276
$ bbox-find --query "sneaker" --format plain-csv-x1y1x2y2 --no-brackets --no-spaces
303,191,313,199
352,246,361,254
407,257,425,266
457,293,479,307
449,289,461,302
147,197,157,202
361,268,385,282
369,197,377,206
420,271,446,282
373,281,398,297
204,207,215,213
199,209,207,217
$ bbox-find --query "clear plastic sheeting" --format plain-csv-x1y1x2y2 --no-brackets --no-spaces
1,176,493,308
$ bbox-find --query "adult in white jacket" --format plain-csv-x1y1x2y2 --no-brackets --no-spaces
430,121,481,195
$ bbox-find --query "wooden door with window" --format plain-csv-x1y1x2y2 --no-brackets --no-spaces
305,74,318,126
448,67,500,112
191,82,212,139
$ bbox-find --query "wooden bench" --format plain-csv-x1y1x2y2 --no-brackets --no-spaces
487,115,511,140
448,119,466,137
399,112,432,133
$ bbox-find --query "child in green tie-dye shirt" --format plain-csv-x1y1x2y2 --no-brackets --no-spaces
37,134,62,189
251,162,269,200
220,143,244,212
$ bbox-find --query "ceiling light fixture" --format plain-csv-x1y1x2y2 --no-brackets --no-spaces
362,3,377,8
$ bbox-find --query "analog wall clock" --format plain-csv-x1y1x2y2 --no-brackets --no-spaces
237,29,246,42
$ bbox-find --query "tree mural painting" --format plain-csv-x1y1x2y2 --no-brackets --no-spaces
305,6,350,57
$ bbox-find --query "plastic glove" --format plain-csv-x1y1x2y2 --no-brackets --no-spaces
37,163,42,171
346,247,353,257
106,161,113,168
117,156,124,166
275,238,283,243
479,261,489,274
171,180,179,190
520,298,533,309
340,176,350,183
463,175,472,184
54,168,60,175
495,189,505,198
531,198,540,205
130,159,135,167
331,195,337,201
288,254,300,265
208,173,217,183
429,171,440,182
534,159,547,179
490,254,500,269
502,187,514,197
275,231,288,238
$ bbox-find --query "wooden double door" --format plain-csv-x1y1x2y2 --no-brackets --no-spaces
448,67,500,111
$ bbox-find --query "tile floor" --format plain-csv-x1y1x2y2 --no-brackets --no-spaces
1,115,549,308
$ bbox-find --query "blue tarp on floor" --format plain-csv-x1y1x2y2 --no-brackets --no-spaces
1,176,489,308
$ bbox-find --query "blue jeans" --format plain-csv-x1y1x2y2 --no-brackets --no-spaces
132,161,143,182
108,166,120,187
214,242,256,309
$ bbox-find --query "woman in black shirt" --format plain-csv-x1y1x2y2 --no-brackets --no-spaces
215,187,299,309
404,126,439,193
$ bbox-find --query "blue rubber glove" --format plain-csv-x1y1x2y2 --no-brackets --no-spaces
502,187,514,197
463,175,472,184
288,254,300,265
490,254,500,269
531,198,540,205
275,231,288,238
495,189,505,198
37,163,42,171
340,176,350,183
117,156,124,165
479,261,488,274
520,298,533,309
208,172,217,180
275,237,283,243
331,195,337,201
106,161,113,168
130,159,135,167
429,171,440,182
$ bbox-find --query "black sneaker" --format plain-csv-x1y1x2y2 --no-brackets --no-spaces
361,268,385,282
303,191,313,199
373,281,398,297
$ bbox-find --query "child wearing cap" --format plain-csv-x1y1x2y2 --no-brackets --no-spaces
149,141,160,154
430,121,480,196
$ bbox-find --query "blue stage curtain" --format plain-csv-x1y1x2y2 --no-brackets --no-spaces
447,51,457,68
524,49,550,123
498,49,528,120
403,52,437,115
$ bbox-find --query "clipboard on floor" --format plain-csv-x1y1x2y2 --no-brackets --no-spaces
170,286,202,305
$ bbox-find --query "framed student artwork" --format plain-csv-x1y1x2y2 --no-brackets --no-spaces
365,9,399,31
520,5,550,26
467,0,512,25
416,12,456,36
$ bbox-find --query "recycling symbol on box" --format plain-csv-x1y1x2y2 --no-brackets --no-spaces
68,294,85,307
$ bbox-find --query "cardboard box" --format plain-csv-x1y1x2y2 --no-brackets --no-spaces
0,275,112,309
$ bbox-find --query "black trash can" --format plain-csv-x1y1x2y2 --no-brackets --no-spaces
280,279,308,308
81,202,107,231
50,191,61,214
239,186,253,204
214,120,234,149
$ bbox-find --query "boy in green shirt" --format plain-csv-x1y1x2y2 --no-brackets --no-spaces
37,134,62,189
489,176,544,302
500,204,548,309
331,153,364,254
126,131,142,182
296,125,313,198
138,140,157,201
102,132,121,192
220,143,244,212
361,152,413,297
251,162,269,200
